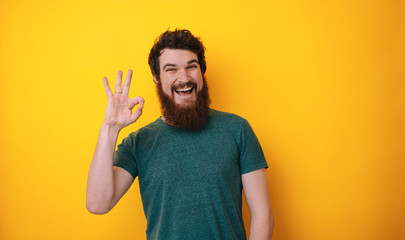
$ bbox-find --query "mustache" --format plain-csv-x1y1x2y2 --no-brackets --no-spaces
171,81,197,91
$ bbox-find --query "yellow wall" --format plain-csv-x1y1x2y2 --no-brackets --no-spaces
1,0,404,239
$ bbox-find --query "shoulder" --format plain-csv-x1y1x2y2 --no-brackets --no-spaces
121,118,164,145
206,109,254,142
208,109,247,124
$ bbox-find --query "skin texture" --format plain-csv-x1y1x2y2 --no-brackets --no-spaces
86,49,273,239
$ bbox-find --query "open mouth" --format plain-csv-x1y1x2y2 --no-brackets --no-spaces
172,81,197,98
175,86,194,96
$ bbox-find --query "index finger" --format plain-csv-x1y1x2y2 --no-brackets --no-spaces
122,69,133,96
103,76,113,98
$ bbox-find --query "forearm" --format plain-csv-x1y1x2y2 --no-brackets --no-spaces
248,211,274,240
86,124,120,214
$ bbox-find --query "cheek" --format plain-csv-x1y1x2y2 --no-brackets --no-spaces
197,77,204,91
165,84,173,94
160,77,175,92
198,83,203,92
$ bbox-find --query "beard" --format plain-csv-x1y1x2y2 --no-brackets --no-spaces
156,78,211,130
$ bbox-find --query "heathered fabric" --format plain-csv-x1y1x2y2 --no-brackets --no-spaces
114,109,268,240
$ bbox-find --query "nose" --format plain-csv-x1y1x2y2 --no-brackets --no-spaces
177,68,190,83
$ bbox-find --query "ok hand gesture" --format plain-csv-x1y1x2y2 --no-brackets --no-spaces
102,69,144,131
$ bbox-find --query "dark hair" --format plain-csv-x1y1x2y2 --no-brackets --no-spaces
148,29,207,80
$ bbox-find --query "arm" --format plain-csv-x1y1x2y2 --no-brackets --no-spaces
86,70,144,214
242,168,274,240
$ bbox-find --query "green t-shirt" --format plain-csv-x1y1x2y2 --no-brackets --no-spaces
114,109,268,240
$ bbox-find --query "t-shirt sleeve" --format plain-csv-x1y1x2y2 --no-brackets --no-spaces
114,135,138,179
239,120,268,175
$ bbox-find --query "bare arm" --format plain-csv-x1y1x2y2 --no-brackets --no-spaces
242,168,274,240
86,70,144,214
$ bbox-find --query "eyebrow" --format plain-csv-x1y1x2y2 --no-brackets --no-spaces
162,59,199,70
188,59,199,65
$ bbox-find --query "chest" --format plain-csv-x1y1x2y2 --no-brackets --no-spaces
136,128,241,188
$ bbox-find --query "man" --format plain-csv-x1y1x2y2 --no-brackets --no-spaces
86,29,274,239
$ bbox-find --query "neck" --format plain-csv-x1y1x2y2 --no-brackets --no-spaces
160,115,177,127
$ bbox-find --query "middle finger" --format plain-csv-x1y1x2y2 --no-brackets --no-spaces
115,70,123,94
122,69,133,95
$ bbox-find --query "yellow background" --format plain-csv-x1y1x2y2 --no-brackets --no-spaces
1,0,404,239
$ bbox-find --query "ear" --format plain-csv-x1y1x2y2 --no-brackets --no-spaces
152,75,159,85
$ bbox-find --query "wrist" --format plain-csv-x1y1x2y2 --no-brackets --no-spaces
100,122,121,136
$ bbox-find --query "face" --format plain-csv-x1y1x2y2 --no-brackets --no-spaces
153,48,204,107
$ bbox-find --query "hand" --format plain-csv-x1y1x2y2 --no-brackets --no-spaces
102,69,144,131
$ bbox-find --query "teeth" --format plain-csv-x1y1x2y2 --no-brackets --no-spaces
176,87,192,92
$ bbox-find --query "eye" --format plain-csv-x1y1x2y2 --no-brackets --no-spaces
166,68,176,72
187,65,198,69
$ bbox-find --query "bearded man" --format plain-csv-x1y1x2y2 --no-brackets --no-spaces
86,29,274,240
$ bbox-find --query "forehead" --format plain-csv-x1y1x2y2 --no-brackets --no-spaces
159,48,198,66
